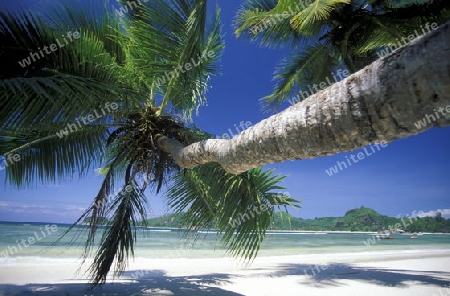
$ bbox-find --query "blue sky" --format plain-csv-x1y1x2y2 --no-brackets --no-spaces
1,0,449,223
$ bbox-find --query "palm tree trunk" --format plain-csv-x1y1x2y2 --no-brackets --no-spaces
157,22,450,174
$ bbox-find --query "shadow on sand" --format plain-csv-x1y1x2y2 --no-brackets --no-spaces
263,263,450,288
1,263,449,295
0,269,244,296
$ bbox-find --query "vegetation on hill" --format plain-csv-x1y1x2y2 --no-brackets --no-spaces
144,207,450,233
142,213,185,228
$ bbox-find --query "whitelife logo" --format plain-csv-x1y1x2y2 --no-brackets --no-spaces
249,0,312,35
18,31,81,68
376,22,439,58
219,121,253,140
0,224,59,258
288,69,350,105
0,153,21,171
56,102,118,139
114,0,150,18
414,105,450,130
325,142,388,176
153,50,216,88
228,194,286,227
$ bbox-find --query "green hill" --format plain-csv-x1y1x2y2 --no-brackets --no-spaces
271,206,404,231
335,207,400,231
143,212,185,228
143,207,450,233
275,207,450,232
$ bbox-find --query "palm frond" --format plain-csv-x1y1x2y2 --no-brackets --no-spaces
161,2,225,118
38,0,125,62
290,0,350,36
0,7,127,82
0,75,134,129
262,42,340,110
0,10,50,79
0,125,109,187
234,0,305,47
81,162,117,262
344,15,405,55
353,5,450,55
381,0,450,22
167,164,301,261
122,0,224,118
88,180,147,286
0,6,144,131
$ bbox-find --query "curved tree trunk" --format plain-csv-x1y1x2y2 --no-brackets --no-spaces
157,22,450,174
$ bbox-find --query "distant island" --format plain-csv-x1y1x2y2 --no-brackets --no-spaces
137,207,450,233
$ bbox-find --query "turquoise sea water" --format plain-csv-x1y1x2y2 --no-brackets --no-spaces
0,222,449,263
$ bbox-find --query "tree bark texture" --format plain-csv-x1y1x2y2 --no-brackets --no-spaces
157,22,450,174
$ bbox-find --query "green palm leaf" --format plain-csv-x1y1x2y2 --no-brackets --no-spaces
0,76,133,128
167,164,301,261
290,0,350,35
121,0,224,118
1,125,109,187
234,0,304,47
88,181,148,286
262,42,340,110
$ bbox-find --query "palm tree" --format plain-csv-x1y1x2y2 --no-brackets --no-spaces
234,0,450,109
2,0,448,286
157,21,450,174
0,0,299,286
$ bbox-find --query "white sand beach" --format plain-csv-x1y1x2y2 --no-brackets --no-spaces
1,249,449,296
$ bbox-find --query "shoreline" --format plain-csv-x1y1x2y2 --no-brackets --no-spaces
1,243,448,262
2,247,449,266
3,221,450,235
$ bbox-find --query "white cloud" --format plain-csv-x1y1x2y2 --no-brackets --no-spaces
414,209,450,219
396,209,450,219
0,201,86,217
